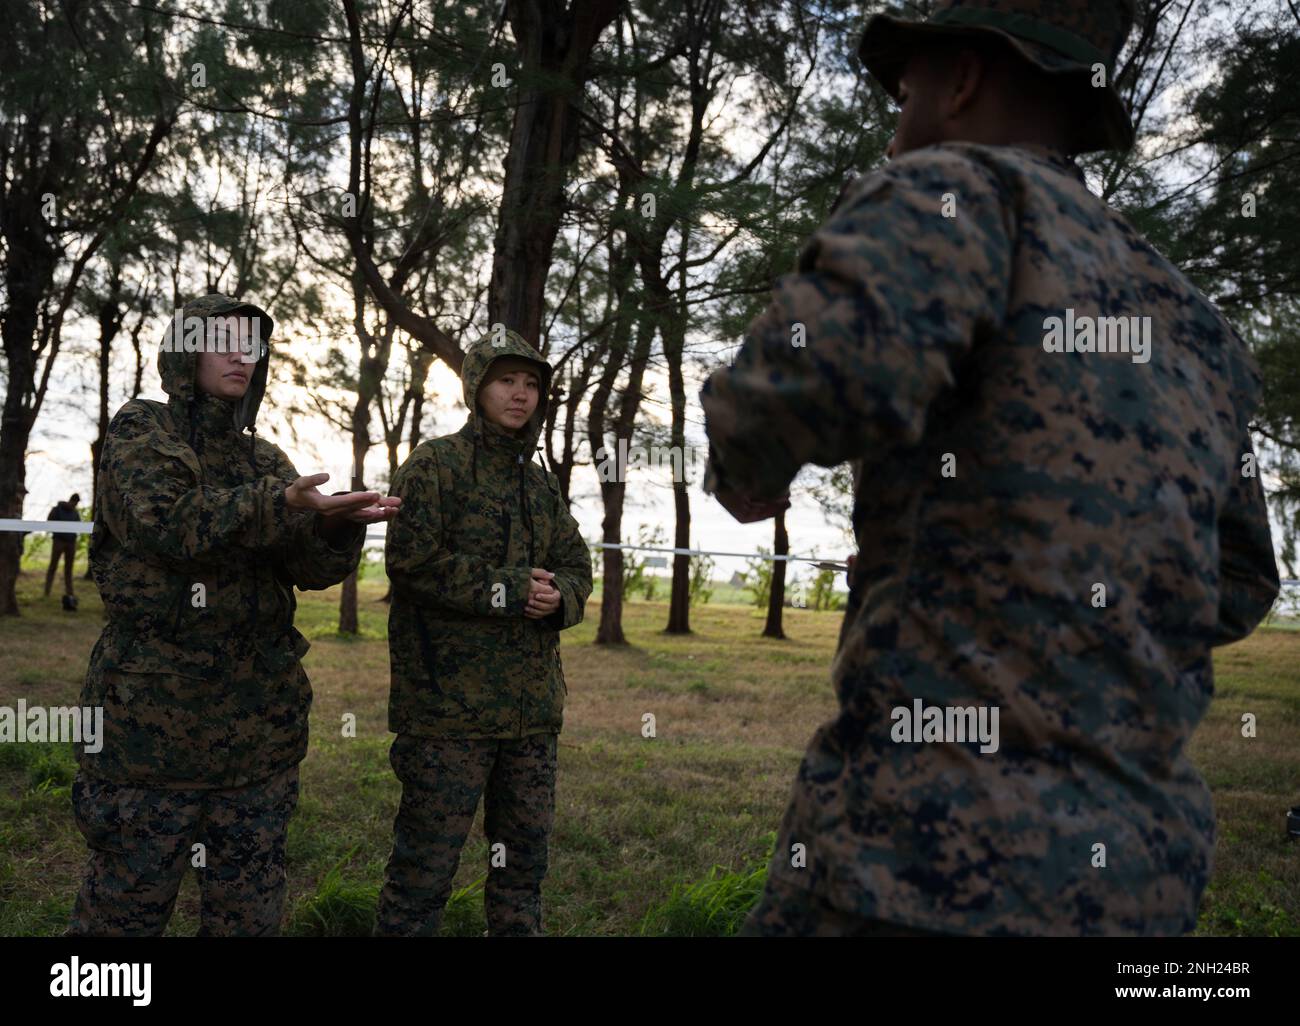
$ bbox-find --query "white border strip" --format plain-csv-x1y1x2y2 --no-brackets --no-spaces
3,520,1297,582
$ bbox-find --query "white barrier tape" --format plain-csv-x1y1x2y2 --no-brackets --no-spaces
592,542,845,568
4,519,1298,584
0,520,837,565
0,519,820,561
0,519,92,534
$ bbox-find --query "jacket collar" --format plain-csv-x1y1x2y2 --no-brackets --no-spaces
170,392,242,443
1010,142,1087,186
458,414,533,469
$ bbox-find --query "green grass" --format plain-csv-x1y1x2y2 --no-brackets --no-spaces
1,548,1297,936
287,847,378,937
639,831,775,936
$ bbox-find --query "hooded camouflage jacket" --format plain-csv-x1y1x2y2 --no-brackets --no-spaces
386,331,592,739
79,295,365,789
701,143,1280,936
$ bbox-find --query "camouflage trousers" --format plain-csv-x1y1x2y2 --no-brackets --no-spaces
739,873,953,937
374,732,557,937
66,764,299,937
45,537,76,597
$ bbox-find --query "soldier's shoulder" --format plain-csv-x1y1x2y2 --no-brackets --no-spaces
936,142,1092,190
394,435,457,483
430,427,471,451
830,145,1020,232
416,432,469,463
1208,308,1264,408
251,433,292,469
107,398,172,439
873,144,1016,198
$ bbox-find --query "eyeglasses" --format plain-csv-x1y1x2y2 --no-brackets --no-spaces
206,318,269,362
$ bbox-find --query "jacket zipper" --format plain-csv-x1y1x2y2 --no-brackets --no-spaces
169,584,187,638
411,606,445,696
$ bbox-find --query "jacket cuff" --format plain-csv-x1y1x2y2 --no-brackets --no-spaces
315,514,366,554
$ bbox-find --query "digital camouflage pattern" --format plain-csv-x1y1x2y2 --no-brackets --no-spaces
77,293,365,789
374,733,557,936
701,142,1280,936
67,765,299,937
380,332,587,935
741,873,952,937
385,329,592,739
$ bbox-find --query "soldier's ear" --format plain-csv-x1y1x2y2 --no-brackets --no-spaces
946,46,989,118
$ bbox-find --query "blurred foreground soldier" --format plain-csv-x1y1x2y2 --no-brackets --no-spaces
702,0,1279,936
375,330,592,936
67,294,400,937
45,492,81,600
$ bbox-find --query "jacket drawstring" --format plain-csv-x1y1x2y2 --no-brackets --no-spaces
518,453,535,567
245,432,261,630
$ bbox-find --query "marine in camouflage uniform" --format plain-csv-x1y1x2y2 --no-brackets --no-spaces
375,330,592,936
702,0,1281,936
68,294,367,937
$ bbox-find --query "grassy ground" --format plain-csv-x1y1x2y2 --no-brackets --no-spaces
1,550,1297,936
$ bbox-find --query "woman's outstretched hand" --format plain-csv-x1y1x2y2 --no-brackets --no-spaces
286,473,402,524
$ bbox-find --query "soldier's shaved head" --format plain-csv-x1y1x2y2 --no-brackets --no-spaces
890,38,1076,158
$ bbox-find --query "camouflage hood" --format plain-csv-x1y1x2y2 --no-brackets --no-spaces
159,293,276,435
82,287,365,788
460,328,552,457
385,325,592,741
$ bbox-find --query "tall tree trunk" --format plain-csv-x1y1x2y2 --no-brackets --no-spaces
491,0,622,342
378,345,434,606
600,313,654,641
587,188,639,644
338,436,363,635
408,346,433,452
338,422,371,634
590,347,630,645
380,346,435,606
596,482,629,644
554,358,593,504
87,267,126,578
341,0,619,368
338,298,391,633
763,510,789,639
0,408,36,615
131,303,149,397
663,314,691,634
545,344,593,506
0,12,173,615
0,249,55,615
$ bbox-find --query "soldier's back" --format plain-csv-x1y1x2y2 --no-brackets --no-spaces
784,142,1267,936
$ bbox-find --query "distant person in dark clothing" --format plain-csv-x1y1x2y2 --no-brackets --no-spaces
45,493,81,599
